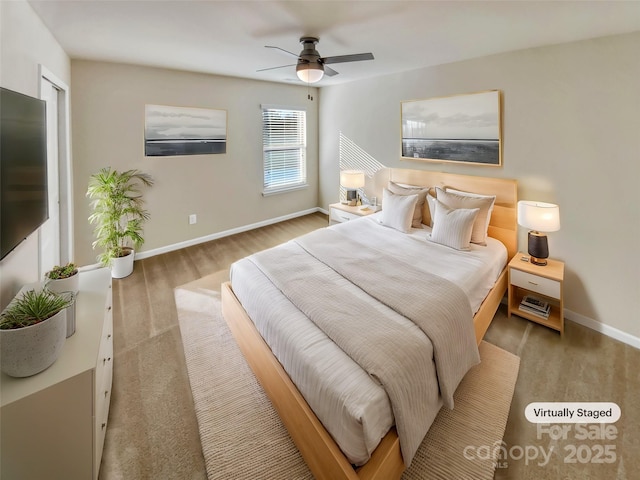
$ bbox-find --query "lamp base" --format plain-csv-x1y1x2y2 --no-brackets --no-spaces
529,256,548,266
346,189,357,206
528,231,549,266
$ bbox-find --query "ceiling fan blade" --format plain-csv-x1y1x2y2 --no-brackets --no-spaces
257,63,298,72
324,65,339,77
265,45,300,58
321,53,374,65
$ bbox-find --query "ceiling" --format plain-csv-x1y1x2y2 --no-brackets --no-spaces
28,0,640,87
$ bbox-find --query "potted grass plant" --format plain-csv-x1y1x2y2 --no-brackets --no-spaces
87,168,154,278
45,262,79,294
0,288,73,377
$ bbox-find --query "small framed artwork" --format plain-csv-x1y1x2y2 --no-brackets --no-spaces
401,90,502,166
145,104,227,156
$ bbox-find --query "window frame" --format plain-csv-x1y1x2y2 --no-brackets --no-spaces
261,105,308,196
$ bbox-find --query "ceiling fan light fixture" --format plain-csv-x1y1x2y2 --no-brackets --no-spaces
296,62,324,83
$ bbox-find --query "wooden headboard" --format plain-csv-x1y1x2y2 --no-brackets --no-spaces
372,168,518,260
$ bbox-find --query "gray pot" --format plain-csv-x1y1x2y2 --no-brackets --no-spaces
0,308,67,377
62,292,77,338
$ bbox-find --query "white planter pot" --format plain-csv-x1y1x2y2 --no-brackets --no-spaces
45,273,80,295
111,248,135,278
0,308,67,377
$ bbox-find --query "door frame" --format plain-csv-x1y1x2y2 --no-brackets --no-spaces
39,65,73,273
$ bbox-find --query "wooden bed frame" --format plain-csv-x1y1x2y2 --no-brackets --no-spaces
221,169,517,480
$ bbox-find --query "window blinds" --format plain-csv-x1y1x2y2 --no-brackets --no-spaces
262,107,306,193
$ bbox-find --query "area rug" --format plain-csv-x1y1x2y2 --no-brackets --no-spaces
175,271,520,480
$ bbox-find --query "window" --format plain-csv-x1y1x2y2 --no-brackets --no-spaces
262,106,307,195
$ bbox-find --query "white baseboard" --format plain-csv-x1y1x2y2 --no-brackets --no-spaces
500,298,639,350
134,208,322,261
564,309,640,350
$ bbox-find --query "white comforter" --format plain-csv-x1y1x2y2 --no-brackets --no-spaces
229,214,507,466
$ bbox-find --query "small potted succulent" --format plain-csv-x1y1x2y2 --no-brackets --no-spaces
45,262,79,294
0,288,73,377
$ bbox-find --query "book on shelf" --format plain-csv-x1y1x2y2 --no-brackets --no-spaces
519,303,551,319
521,295,549,313
519,295,551,318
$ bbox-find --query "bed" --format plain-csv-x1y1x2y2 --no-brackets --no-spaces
221,169,517,480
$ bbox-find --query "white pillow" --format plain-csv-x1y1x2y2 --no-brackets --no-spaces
381,188,419,233
387,181,430,228
445,188,496,239
436,187,495,245
429,199,479,251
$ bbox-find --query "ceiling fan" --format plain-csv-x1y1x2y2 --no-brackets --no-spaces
258,36,374,83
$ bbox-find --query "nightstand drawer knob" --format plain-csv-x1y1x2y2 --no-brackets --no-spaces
528,281,539,286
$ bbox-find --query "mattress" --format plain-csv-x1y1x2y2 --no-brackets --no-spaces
229,214,507,466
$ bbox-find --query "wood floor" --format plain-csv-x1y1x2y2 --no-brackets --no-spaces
100,212,639,480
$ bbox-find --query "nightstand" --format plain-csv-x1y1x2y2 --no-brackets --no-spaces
508,253,565,336
329,202,380,225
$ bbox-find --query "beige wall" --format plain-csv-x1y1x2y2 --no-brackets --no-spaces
0,0,71,309
71,61,319,266
319,32,640,340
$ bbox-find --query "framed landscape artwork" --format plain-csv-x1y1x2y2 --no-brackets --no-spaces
401,90,502,166
145,104,227,156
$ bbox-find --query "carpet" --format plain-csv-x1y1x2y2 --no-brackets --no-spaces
175,271,520,480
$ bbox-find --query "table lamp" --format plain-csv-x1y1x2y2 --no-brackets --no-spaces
340,170,365,206
517,201,560,266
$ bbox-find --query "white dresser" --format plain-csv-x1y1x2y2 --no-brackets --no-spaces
1,267,113,479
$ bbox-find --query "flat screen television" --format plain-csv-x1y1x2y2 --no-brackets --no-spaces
0,87,49,260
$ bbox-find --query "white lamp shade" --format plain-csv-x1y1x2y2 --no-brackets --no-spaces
296,63,324,83
517,201,560,232
340,170,365,189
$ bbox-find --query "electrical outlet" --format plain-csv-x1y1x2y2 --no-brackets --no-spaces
189,214,197,225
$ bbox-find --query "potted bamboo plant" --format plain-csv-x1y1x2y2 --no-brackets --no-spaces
45,262,80,294
0,288,73,377
87,168,154,278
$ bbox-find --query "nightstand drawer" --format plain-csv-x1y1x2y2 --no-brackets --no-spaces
330,207,359,223
511,269,561,299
